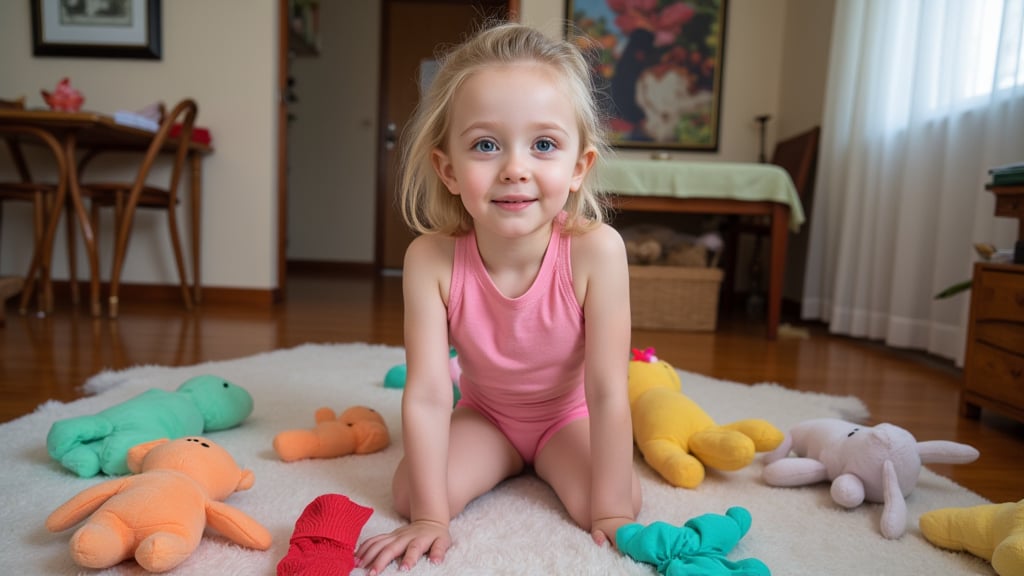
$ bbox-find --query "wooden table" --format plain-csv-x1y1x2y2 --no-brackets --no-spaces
0,108,211,317
597,159,805,340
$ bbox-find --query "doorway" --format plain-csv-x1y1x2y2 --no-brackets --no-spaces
277,0,514,289
375,0,511,270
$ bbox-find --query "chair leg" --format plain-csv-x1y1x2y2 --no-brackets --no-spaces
17,192,45,314
166,204,193,310
66,198,78,306
107,190,136,319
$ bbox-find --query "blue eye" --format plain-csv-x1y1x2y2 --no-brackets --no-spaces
534,138,556,153
473,139,497,153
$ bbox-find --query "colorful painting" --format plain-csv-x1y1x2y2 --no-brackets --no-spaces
567,0,728,151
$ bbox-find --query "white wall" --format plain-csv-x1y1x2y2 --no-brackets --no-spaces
0,1,279,289
1,0,833,299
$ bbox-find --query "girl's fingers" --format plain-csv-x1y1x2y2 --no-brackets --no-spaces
428,538,451,564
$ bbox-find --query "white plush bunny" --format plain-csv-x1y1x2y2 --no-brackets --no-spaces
762,418,980,539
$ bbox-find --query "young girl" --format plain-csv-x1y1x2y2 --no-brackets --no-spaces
356,23,641,574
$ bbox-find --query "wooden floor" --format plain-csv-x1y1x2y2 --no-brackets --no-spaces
3,271,1022,504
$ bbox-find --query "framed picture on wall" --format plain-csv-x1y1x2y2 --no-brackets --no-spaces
31,0,162,60
566,0,728,151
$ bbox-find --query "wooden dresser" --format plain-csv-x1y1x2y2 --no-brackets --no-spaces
962,262,1024,423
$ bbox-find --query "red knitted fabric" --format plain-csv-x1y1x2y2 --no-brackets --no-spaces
277,494,373,576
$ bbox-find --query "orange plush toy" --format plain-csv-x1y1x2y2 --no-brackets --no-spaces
46,436,272,573
273,406,390,462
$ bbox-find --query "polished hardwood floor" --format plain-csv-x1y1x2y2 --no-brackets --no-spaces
2,271,1022,503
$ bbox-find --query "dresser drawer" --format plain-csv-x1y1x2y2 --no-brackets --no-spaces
965,341,1024,409
972,321,1024,356
970,266,1024,323
972,268,1024,323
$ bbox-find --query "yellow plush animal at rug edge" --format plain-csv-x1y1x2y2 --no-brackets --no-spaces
627,348,784,488
920,499,1024,576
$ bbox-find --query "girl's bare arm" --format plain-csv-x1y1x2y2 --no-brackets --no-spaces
575,224,637,545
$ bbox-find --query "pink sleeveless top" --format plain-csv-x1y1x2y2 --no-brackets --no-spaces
447,216,586,423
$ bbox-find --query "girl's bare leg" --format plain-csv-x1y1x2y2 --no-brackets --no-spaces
391,407,524,519
533,418,642,531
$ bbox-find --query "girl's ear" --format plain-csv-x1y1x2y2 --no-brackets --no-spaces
432,148,459,195
569,147,597,192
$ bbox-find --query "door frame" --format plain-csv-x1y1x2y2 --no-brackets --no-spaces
275,0,290,300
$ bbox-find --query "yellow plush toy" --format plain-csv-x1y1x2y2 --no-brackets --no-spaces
628,348,784,488
919,499,1024,576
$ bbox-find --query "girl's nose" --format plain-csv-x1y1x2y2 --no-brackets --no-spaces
500,154,530,183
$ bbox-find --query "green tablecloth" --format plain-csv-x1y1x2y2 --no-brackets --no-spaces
595,159,805,232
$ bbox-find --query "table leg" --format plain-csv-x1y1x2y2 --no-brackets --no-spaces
190,152,202,304
64,134,101,317
766,204,790,340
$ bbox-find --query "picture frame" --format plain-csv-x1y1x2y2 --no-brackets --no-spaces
31,0,162,60
567,0,727,151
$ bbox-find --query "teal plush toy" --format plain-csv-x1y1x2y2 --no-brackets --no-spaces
46,375,254,477
616,507,769,576
384,348,461,406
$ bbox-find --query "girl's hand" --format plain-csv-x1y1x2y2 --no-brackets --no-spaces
355,519,452,575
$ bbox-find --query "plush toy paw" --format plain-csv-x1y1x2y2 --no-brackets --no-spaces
273,406,389,462
920,499,1024,576
689,420,783,472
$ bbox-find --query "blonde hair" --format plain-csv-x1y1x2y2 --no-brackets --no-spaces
398,22,609,236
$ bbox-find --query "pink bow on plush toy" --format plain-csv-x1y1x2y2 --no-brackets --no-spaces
631,347,658,363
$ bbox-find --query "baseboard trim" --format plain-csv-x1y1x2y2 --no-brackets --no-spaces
286,260,376,276
51,281,279,307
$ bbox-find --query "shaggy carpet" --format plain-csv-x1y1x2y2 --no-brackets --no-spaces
1,343,993,575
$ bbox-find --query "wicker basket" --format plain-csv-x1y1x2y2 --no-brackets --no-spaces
629,265,723,331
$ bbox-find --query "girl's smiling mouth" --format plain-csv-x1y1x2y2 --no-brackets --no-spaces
493,197,536,210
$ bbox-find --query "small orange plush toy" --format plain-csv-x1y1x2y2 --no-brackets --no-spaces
273,406,390,462
46,436,271,573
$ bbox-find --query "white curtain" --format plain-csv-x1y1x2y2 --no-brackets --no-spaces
802,0,1024,364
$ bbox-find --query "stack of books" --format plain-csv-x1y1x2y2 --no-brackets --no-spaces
990,161,1024,186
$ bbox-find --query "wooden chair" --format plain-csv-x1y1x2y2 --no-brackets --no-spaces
733,126,820,304
78,99,198,318
0,96,69,316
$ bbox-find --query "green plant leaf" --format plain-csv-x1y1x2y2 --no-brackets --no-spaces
934,279,972,299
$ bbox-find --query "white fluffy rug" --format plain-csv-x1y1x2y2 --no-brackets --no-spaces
1,343,994,575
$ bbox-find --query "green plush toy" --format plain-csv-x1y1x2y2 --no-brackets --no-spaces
46,375,254,477
616,507,769,576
